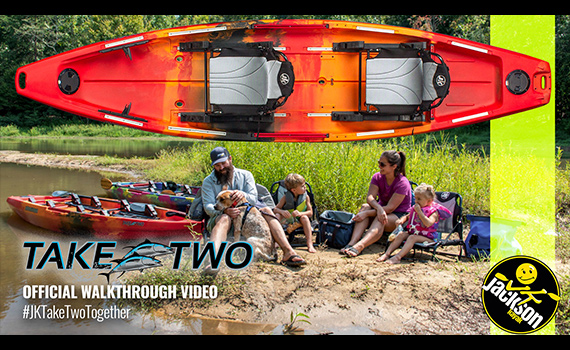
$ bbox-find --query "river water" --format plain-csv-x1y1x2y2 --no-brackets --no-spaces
0,137,197,158
0,138,295,335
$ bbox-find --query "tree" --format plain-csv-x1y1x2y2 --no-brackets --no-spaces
0,15,75,123
556,15,570,141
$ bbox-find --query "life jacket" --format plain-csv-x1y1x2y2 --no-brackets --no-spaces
283,191,307,212
280,190,308,225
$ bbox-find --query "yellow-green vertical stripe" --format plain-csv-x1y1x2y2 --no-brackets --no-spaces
490,15,556,335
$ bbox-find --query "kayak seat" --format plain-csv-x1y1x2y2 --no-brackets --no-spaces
71,193,82,206
366,56,424,116
178,41,294,123
144,204,158,218
120,199,131,212
331,42,450,121
365,47,450,116
209,47,295,116
91,196,102,208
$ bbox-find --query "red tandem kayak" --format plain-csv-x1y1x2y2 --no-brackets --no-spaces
15,19,551,142
6,193,204,240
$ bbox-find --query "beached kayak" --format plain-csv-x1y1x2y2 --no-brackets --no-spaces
15,19,551,142
6,193,204,240
100,178,199,212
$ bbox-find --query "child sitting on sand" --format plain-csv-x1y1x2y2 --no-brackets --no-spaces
377,183,451,264
273,173,316,253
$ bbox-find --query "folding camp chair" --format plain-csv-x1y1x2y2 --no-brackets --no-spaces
270,180,319,247
412,191,465,261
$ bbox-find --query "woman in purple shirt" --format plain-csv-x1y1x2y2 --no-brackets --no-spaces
341,151,412,258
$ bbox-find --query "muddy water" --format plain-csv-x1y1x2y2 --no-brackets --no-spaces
0,163,290,335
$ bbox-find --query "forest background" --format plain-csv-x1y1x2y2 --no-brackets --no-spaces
0,14,568,145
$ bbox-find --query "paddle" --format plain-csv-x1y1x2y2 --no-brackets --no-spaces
101,178,114,190
495,272,561,301
102,178,180,195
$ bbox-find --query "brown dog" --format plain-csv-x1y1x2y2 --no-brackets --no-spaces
214,189,277,262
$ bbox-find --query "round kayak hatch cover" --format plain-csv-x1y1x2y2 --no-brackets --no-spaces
58,69,80,95
506,70,530,95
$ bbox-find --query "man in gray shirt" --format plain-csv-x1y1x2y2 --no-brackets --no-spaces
202,147,307,267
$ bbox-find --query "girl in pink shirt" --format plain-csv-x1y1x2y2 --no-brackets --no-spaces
377,183,451,264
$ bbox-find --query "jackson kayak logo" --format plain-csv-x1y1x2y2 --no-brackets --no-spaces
436,74,447,87
279,73,290,86
481,256,560,334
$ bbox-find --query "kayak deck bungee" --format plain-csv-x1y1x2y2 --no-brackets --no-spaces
15,19,551,142
6,193,204,240
101,178,200,212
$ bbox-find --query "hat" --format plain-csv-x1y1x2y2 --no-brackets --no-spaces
210,147,230,166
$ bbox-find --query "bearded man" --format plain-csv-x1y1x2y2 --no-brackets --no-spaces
201,147,306,267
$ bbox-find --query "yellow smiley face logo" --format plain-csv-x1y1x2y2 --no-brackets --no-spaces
516,263,537,285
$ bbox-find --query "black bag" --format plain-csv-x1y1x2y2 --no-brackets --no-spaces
317,211,355,249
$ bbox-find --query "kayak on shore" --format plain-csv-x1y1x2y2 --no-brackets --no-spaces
6,192,204,240
101,178,200,212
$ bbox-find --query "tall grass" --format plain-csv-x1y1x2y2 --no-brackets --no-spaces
146,135,490,216
0,123,164,138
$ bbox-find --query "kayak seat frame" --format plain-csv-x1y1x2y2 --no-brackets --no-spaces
331,42,450,122
178,41,295,124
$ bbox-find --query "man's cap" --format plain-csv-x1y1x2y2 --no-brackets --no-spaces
210,147,230,166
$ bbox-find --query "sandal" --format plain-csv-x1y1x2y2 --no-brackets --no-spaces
345,246,361,258
340,245,352,255
281,255,307,267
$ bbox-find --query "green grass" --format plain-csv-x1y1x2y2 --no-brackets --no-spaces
144,134,490,216
6,121,567,222
0,123,165,138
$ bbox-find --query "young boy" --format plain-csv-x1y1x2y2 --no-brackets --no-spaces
377,183,451,264
273,174,316,253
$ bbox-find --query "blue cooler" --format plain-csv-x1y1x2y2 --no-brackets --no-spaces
465,215,490,259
